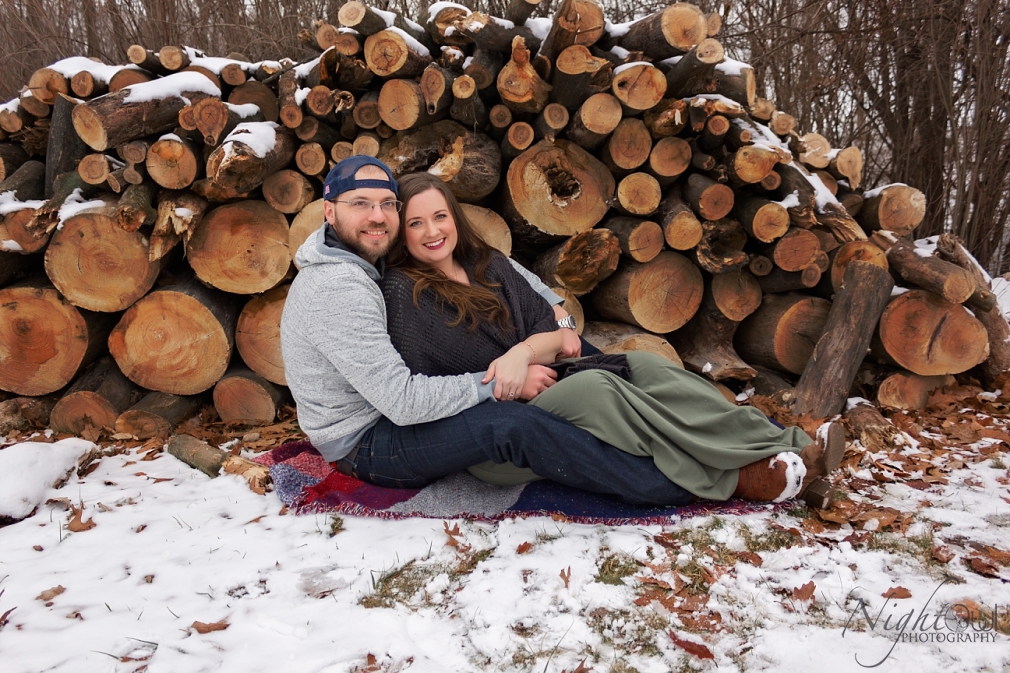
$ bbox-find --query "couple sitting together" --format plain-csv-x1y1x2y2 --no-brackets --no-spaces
280,155,845,508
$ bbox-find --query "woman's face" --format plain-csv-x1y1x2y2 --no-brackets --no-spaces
403,188,459,270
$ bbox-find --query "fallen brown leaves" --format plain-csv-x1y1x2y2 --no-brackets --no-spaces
36,585,65,602
191,619,229,634
67,503,96,532
882,586,912,599
668,631,714,660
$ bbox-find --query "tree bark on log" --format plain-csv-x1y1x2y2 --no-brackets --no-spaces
116,391,201,439
532,228,620,295
772,162,818,228
550,45,612,110
0,160,45,201
539,0,607,63
877,289,989,376
0,143,29,183
661,38,724,98
213,366,287,424
44,203,160,312
500,139,614,247
608,4,706,60
45,94,89,198
591,251,703,333
186,200,292,295
108,269,240,395
0,276,116,396
792,261,895,418
756,264,821,294
150,190,208,261
49,356,143,434
72,73,217,151
873,231,975,304
205,123,297,193
581,320,683,367
668,279,756,382
114,181,158,231
450,75,490,129
735,292,832,375
236,283,290,386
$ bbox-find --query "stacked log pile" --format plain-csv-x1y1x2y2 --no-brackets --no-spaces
1,0,1007,441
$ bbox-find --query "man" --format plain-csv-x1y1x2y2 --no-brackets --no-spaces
280,155,693,504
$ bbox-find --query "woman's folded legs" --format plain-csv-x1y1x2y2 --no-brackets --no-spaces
528,352,813,501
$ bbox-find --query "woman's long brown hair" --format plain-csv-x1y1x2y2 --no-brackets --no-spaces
386,173,513,332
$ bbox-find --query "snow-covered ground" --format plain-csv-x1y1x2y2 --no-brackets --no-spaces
1,426,1009,672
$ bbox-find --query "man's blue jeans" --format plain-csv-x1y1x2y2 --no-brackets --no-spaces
347,400,694,506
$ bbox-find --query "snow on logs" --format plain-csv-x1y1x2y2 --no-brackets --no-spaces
0,0,1003,436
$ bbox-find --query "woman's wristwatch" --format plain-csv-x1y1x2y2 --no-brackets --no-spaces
556,315,577,330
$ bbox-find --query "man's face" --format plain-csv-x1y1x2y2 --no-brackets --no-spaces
324,180,399,264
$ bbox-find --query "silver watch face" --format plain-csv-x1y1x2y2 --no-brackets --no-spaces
558,315,577,330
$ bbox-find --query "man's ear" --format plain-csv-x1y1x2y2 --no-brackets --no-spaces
323,200,336,225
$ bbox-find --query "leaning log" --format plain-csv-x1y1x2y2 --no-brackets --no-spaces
792,261,894,419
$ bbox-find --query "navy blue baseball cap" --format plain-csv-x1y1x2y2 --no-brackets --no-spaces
323,155,399,200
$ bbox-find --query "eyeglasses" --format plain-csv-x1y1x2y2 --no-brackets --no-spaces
334,199,402,213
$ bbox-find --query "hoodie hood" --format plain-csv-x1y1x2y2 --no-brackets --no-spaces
295,222,382,282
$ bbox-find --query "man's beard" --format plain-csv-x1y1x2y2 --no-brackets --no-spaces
332,215,397,262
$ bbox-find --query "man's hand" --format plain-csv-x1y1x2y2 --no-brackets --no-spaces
552,304,582,359
518,364,558,400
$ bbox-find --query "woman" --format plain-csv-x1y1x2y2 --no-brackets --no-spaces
380,172,842,504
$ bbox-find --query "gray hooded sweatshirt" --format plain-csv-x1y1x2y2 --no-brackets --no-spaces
280,224,561,462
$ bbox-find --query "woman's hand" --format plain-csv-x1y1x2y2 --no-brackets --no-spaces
482,343,536,400
518,365,558,400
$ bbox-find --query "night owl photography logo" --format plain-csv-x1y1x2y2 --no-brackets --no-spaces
842,579,1005,667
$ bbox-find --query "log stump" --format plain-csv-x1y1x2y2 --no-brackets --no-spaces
186,200,292,295
108,270,240,395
